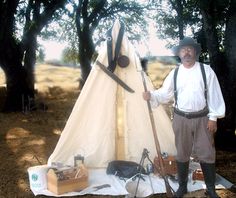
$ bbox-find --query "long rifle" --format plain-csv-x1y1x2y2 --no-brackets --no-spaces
141,71,174,197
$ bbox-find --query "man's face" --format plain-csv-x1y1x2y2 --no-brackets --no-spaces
178,46,197,64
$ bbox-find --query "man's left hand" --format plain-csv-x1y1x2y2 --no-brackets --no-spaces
207,120,217,133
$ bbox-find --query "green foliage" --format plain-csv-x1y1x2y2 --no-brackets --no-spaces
155,0,201,41
49,0,153,51
61,46,79,65
154,0,231,53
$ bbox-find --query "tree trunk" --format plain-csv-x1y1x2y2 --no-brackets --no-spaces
217,0,236,149
0,0,33,112
0,0,67,112
0,40,34,112
4,67,34,112
23,33,38,97
78,28,94,87
76,3,96,88
170,0,184,39
200,4,236,150
0,31,36,112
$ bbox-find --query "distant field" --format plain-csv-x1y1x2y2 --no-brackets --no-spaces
0,62,174,91
0,64,81,91
147,61,174,88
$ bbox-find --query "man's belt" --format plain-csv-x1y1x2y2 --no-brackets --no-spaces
174,107,209,119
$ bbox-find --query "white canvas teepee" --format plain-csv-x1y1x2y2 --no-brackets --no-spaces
48,20,176,168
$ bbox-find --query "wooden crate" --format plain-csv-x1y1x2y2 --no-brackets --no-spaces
47,164,88,195
192,169,204,181
153,155,177,175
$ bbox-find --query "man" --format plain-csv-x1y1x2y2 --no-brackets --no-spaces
143,37,225,198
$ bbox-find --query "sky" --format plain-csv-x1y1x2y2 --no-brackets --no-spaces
39,39,66,61
40,37,172,61
134,20,173,57
39,23,173,61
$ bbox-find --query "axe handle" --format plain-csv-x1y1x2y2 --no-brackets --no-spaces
141,71,174,197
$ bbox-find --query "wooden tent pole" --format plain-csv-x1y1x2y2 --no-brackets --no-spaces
115,70,125,160
141,71,174,197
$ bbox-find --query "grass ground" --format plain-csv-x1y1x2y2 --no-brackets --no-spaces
0,63,235,198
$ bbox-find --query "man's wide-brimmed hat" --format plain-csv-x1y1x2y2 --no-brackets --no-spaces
172,37,201,56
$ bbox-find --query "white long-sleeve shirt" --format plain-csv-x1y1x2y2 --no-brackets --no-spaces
150,62,225,121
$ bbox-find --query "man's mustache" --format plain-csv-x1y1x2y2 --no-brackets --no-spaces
183,54,192,59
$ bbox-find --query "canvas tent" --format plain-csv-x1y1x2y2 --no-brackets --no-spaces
48,20,176,168
28,20,233,198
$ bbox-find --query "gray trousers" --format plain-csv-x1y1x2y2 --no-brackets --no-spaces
172,113,215,163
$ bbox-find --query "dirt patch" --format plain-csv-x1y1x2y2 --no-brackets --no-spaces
0,64,235,198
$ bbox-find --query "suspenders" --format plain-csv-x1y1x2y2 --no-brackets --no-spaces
173,63,208,108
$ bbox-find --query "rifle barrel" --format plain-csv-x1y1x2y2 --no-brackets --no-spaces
141,71,174,197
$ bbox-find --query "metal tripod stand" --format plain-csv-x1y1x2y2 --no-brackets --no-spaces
134,148,154,198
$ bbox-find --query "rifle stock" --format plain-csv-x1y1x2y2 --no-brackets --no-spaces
141,71,174,197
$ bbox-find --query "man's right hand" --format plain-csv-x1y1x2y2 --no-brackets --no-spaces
143,91,151,101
